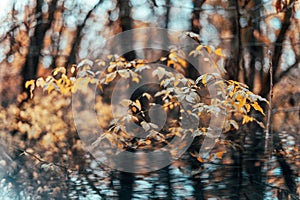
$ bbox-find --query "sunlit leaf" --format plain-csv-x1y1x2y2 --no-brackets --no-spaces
118,69,130,78
242,115,254,124
108,64,116,73
202,74,207,86
149,123,159,129
120,99,132,107
25,80,35,89
145,139,151,145
98,61,106,66
152,67,166,80
131,106,137,113
255,120,265,129
135,100,142,111
35,78,45,88
215,48,223,56
196,45,203,51
169,52,178,62
141,121,150,132
53,67,66,76
197,157,204,163
48,82,56,93
142,93,152,100
236,94,246,110
185,31,201,43
77,59,93,68
230,120,239,130
215,151,225,159
131,76,140,83
189,50,195,57
160,57,167,61
105,72,117,83
251,101,265,115
205,46,212,54
129,71,140,83
25,80,35,98
135,65,150,72
245,104,251,112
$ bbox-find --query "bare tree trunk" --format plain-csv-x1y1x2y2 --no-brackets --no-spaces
165,0,171,29
118,0,136,61
22,0,58,90
66,0,103,68
260,0,295,97
191,0,204,33
224,0,241,81
245,0,263,91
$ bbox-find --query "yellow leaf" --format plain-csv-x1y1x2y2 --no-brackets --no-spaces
116,61,123,67
230,120,239,130
197,157,204,163
174,80,180,87
25,80,35,98
120,99,132,107
215,48,223,57
202,74,207,86
169,52,178,62
160,57,167,61
216,151,224,159
142,93,152,100
132,76,139,83
196,45,203,51
236,94,246,110
251,101,265,115
107,64,116,73
25,80,35,89
47,82,56,93
245,104,251,112
242,115,254,124
71,66,76,74
145,139,151,145
99,61,106,66
135,100,142,111
53,67,66,76
189,50,195,57
36,78,45,88
205,46,212,54
105,72,117,84
118,70,130,78
131,106,137,113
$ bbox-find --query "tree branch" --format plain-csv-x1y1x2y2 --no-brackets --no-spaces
277,58,299,81
265,49,273,156
65,0,103,68
260,0,295,97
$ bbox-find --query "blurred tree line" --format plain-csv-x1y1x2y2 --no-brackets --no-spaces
0,0,298,105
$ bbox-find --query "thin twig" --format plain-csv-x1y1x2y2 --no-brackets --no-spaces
18,148,76,173
265,49,273,155
0,139,76,173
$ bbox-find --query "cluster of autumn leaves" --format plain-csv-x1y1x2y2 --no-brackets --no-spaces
23,39,268,163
